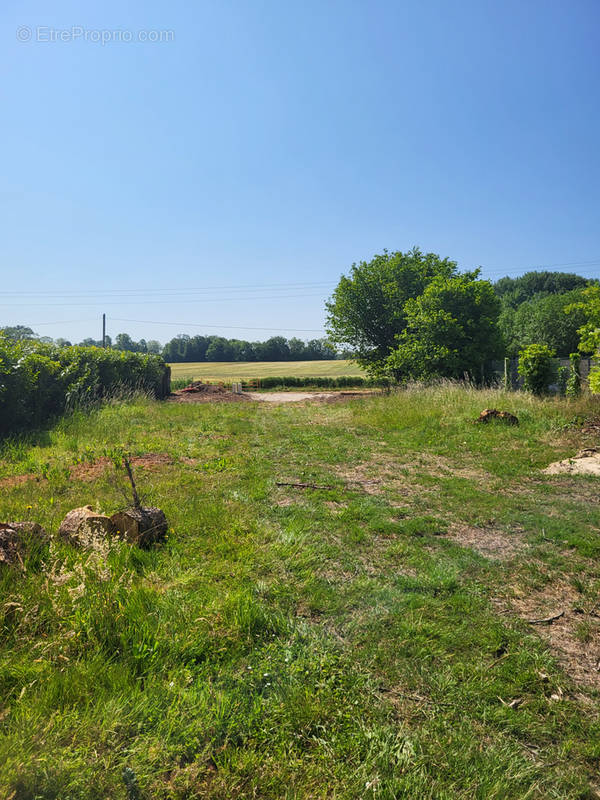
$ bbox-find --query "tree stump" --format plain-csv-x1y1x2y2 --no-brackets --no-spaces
0,522,48,568
476,408,519,425
110,507,167,547
58,506,116,549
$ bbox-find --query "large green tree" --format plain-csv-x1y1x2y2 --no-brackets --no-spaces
386,273,503,381
499,288,590,357
564,286,600,393
326,248,458,373
567,285,600,354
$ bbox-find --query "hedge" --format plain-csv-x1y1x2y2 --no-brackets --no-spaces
253,375,386,389
0,339,170,435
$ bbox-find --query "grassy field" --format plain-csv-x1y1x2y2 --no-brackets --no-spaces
1,385,600,798
169,359,364,381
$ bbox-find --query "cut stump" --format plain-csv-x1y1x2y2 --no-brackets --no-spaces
476,408,519,425
58,506,116,549
110,507,167,547
0,522,48,568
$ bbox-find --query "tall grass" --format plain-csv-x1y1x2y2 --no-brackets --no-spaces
1,386,599,798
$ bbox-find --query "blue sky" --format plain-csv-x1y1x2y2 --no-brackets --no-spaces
2,0,599,343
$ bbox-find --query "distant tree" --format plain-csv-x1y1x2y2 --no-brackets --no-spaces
54,337,72,348
258,336,291,361
494,271,593,308
500,289,590,357
161,333,336,363
146,340,162,354
229,339,256,361
304,338,337,360
0,325,37,341
114,333,149,353
237,341,257,361
115,333,137,352
386,273,503,381
567,285,600,355
288,337,306,360
326,248,458,374
205,336,234,361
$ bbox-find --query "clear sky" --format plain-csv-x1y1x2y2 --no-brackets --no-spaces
2,0,599,344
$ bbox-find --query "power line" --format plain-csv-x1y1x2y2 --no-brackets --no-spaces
0,280,337,297
9,319,90,326
109,317,326,333
0,292,330,308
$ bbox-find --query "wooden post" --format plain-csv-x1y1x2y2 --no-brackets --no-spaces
102,313,106,348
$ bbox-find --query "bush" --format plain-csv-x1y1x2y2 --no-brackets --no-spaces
566,353,582,398
0,338,169,435
517,344,556,395
557,365,569,396
589,367,600,395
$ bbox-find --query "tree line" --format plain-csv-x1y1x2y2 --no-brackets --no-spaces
162,335,337,362
326,248,599,383
0,327,339,362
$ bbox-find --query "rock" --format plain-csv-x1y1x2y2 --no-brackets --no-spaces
110,507,168,547
476,408,519,425
0,521,48,568
543,449,600,476
58,505,116,549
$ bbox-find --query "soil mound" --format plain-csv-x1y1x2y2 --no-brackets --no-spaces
169,381,250,403
543,448,600,476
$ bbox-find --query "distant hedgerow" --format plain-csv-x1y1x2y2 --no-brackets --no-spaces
255,375,387,389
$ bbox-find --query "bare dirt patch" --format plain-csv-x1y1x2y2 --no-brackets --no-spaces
543,448,600,477
445,523,525,560
501,581,600,688
71,453,175,481
247,390,377,404
335,452,493,497
325,500,348,514
0,453,189,489
274,495,296,507
169,381,250,404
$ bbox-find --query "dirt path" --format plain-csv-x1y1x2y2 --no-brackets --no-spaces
247,391,333,403
247,390,377,403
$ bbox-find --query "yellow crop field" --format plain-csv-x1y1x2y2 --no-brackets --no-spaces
169,359,364,381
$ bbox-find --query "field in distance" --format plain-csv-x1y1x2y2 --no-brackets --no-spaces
169,359,364,381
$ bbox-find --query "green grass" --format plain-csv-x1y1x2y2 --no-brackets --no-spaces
168,359,365,381
1,385,600,798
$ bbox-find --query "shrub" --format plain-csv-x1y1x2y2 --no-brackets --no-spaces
0,338,169,435
557,365,569,396
517,344,556,395
566,352,582,398
589,367,600,395
253,376,387,390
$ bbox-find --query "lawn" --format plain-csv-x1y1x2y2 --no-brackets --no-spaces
168,359,364,381
1,385,599,798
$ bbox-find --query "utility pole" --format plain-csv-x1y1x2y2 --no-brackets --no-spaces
102,313,106,348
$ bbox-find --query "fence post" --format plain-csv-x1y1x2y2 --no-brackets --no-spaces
510,358,519,390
